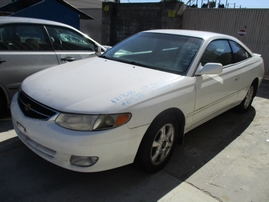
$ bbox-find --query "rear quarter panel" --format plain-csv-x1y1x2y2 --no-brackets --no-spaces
236,54,264,102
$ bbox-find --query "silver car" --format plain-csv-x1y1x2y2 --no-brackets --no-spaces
0,16,106,115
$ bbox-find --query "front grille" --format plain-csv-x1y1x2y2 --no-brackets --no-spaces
18,90,58,119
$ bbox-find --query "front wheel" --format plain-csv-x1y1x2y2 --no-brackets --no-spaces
235,83,256,113
135,114,180,173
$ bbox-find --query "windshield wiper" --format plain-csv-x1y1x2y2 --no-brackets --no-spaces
99,55,109,59
99,55,122,62
99,56,156,69
122,60,156,69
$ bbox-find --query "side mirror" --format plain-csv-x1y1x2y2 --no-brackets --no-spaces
195,63,223,76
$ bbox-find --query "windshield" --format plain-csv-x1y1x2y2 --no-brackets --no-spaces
101,32,203,75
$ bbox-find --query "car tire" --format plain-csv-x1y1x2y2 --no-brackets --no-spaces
235,83,256,113
135,114,180,173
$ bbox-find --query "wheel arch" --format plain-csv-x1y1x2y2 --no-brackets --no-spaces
140,107,186,148
154,108,185,144
134,107,186,172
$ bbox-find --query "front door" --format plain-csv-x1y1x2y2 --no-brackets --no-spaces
192,40,241,127
46,25,98,64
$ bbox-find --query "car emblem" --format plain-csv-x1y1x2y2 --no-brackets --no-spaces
24,103,31,112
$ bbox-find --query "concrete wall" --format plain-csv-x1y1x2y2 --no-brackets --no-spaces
102,2,184,46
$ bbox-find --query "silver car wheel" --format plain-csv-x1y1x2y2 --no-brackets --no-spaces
150,123,175,165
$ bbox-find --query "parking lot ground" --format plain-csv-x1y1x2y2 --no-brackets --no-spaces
0,79,269,202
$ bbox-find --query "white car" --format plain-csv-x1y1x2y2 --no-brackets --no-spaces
11,30,264,173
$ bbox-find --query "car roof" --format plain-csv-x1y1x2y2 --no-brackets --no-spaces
144,29,235,41
0,16,71,28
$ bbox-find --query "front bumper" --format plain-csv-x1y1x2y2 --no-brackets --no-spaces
11,93,148,172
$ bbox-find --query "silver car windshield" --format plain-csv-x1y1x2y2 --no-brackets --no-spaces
101,32,203,75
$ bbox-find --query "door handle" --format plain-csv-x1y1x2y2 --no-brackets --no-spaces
61,57,76,62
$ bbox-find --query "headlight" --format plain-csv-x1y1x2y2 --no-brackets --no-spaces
55,113,131,131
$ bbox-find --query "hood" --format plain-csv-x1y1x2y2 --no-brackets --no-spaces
22,57,180,113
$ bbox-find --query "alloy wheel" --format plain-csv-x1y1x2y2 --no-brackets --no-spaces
150,123,175,165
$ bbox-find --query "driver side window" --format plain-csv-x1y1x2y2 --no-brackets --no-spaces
201,40,232,67
46,25,96,51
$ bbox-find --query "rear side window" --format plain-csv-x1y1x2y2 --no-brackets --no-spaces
46,25,96,51
229,40,251,63
0,24,52,51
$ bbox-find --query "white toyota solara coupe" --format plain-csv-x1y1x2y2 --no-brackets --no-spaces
11,30,264,173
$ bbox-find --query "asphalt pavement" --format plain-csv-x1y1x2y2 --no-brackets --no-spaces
0,79,269,202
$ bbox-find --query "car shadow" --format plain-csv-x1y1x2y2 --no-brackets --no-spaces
165,107,256,181
0,119,13,133
256,79,269,99
0,109,13,133
0,107,255,202
0,106,10,119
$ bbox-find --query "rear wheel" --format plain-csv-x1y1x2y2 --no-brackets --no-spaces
235,83,256,113
135,114,180,173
